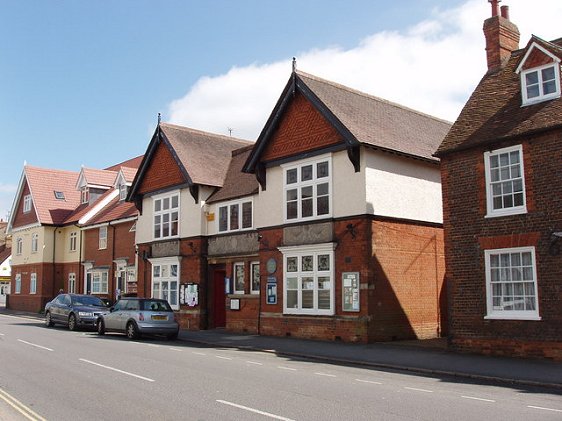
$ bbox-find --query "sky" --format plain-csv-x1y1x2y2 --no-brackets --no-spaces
1,0,561,222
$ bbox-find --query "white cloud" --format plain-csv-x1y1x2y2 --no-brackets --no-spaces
168,0,562,141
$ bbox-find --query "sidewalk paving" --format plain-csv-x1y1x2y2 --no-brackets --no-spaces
2,308,561,390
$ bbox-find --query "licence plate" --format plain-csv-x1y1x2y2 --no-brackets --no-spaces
151,315,167,321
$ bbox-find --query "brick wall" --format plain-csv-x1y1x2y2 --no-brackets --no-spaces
9,262,56,312
12,180,38,229
261,91,343,162
442,130,562,360
138,141,186,195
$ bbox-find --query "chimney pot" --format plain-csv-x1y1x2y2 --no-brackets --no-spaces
500,5,509,20
489,0,501,17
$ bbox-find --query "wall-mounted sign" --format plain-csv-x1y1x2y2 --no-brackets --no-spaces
266,276,277,304
225,277,231,294
342,272,360,312
266,258,277,274
180,283,199,307
230,298,240,310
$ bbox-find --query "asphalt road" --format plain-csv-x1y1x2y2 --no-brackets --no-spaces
1,313,561,421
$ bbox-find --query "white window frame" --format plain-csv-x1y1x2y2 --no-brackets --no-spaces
119,183,128,201
23,194,32,213
88,270,109,294
521,63,561,105
30,273,37,294
81,186,89,204
153,191,180,240
280,243,336,316
233,262,245,294
31,233,38,253
15,274,21,294
149,257,180,310
282,155,332,223
98,226,108,250
68,273,76,294
69,231,77,252
217,198,253,233
250,261,260,295
484,246,540,320
16,237,23,255
484,145,527,218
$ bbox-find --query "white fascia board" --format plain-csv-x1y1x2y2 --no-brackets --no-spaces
109,216,137,225
80,222,110,231
10,222,42,233
79,189,119,225
76,169,87,190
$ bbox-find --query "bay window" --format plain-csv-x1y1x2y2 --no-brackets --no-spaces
150,257,180,310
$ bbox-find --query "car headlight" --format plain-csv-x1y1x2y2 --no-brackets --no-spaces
78,311,93,317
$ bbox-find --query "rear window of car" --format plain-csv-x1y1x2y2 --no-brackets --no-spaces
142,300,172,312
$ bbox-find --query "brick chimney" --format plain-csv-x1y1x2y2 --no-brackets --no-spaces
483,1,520,71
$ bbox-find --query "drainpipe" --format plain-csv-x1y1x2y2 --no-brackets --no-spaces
52,226,57,298
111,223,116,303
76,224,83,293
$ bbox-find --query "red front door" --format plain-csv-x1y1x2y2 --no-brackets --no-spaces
213,269,226,328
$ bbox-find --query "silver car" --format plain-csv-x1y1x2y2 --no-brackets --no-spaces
96,298,179,340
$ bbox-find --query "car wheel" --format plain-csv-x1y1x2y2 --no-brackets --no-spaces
167,331,179,340
126,321,139,340
96,319,105,335
68,314,77,331
45,312,54,327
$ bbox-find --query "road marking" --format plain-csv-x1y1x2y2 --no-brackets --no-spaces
528,405,562,413
355,379,382,385
461,396,495,403
0,333,4,336
314,372,336,377
0,388,47,421
169,347,182,352
246,361,263,365
217,400,295,421
192,352,206,356
79,358,155,382
215,356,232,360
277,366,297,371
404,387,433,393
17,339,53,352
147,344,160,348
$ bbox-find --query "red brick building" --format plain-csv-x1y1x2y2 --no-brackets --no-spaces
131,71,450,343
435,2,562,359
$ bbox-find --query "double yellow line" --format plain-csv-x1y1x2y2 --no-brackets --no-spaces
0,388,47,421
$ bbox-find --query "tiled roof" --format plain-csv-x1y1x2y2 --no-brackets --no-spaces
120,167,138,183
0,246,11,264
105,155,144,171
63,188,116,224
297,71,452,162
436,37,562,156
83,196,138,226
206,146,259,203
81,167,117,188
25,166,81,225
160,123,252,187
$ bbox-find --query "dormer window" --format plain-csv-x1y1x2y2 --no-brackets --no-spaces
119,183,128,201
521,63,560,105
81,186,89,204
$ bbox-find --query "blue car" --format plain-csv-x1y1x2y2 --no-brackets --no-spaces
45,293,109,331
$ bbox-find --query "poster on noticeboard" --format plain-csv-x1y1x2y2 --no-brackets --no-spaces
342,272,360,312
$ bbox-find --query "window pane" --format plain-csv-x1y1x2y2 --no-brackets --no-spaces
153,266,160,277
163,197,169,210
219,206,228,231
286,257,298,272
542,66,555,81
302,198,313,217
317,196,329,215
287,201,298,219
527,85,540,98
302,290,313,308
525,71,538,85
287,277,298,289
543,80,556,95
154,199,161,212
317,161,329,178
171,195,179,208
287,189,297,201
287,290,298,308
301,165,313,181
252,264,260,292
242,202,252,228
230,204,239,230
171,265,178,277
318,255,330,271
302,256,313,271
286,169,297,184
318,290,330,310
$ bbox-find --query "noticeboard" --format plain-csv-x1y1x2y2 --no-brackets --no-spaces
266,276,277,304
342,272,360,312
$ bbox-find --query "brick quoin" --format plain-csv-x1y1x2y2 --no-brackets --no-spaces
261,92,343,162
138,142,186,195
442,130,562,360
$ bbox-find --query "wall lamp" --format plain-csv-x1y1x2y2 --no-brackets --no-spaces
549,231,561,256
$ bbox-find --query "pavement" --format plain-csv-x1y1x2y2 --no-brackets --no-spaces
3,307,562,391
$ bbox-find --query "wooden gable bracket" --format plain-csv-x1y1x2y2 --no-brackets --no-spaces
189,184,199,203
256,163,266,191
347,145,361,173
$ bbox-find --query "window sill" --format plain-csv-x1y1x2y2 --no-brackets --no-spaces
484,314,541,321
283,310,335,316
485,207,527,218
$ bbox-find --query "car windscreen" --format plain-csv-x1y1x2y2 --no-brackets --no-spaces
142,300,172,312
73,296,106,307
